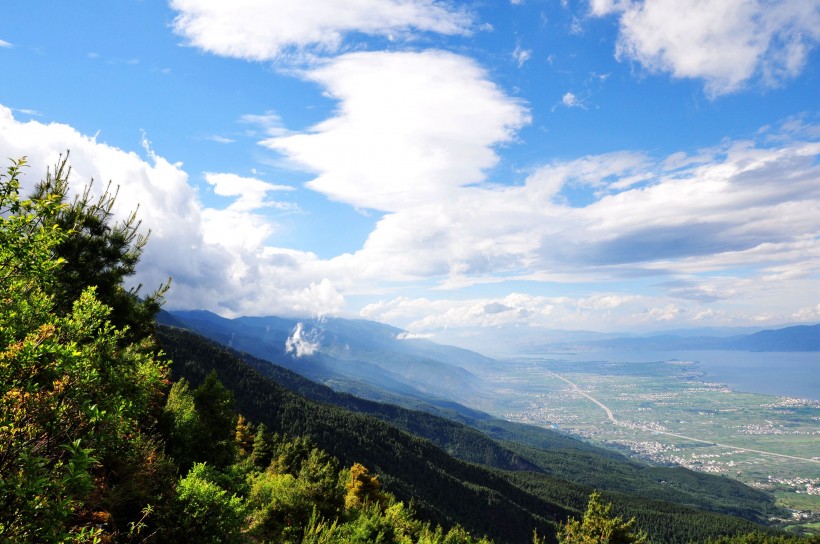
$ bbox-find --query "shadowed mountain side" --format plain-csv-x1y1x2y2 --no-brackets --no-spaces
156,325,567,542
156,325,772,543
157,311,778,519
231,341,778,522
163,310,493,406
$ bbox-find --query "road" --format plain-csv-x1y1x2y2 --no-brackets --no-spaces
547,370,820,465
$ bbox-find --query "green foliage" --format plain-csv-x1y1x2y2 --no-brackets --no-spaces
193,370,237,468
247,470,315,542
161,372,237,471
556,492,647,544
29,152,169,342
249,422,276,468
161,378,199,470
0,156,168,542
158,463,247,544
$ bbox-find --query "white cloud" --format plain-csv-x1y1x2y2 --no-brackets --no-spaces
12,108,42,117
330,127,820,322
205,135,235,144
2,103,816,333
204,172,294,212
264,50,530,212
360,293,679,334
0,39,12,48
240,111,290,137
560,91,586,109
285,322,321,357
396,331,434,340
591,0,820,96
170,0,473,61
792,303,820,322
513,44,532,67
0,105,344,318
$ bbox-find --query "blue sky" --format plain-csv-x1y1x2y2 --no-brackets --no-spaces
2,0,819,342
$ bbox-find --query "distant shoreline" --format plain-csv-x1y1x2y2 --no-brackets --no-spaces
538,349,820,402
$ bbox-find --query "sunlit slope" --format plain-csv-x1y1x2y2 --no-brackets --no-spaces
156,324,776,543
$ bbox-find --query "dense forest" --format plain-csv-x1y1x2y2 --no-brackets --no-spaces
2,155,818,543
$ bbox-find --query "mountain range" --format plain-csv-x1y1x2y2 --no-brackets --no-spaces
548,324,820,352
153,309,804,542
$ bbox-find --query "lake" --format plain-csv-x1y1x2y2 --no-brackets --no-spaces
541,349,820,401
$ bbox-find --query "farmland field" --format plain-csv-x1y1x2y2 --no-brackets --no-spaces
486,355,820,529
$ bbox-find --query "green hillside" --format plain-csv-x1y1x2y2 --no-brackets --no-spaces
157,325,775,543
227,340,778,521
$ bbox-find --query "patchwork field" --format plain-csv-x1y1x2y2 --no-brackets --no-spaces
488,357,820,530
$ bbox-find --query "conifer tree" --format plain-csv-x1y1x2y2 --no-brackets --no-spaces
192,371,237,468
0,156,169,541
249,423,276,469
556,492,647,544
345,463,387,509
29,152,169,343
235,414,255,459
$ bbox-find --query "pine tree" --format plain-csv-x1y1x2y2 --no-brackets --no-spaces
235,414,255,459
29,152,169,343
192,371,237,468
0,155,169,541
249,423,276,469
345,463,387,509
556,492,647,544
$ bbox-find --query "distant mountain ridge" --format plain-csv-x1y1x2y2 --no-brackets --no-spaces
160,309,498,412
551,324,820,352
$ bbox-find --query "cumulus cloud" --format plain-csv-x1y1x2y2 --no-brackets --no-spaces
2,103,816,332
590,0,820,96
170,0,473,61
204,172,294,212
341,126,820,333
0,105,345,318
285,322,321,357
264,50,530,212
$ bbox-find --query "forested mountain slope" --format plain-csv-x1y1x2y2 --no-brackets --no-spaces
157,325,772,543
227,340,777,520
164,310,495,409
157,326,567,543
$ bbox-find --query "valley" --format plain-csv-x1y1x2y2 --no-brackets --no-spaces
165,310,820,538
487,357,820,530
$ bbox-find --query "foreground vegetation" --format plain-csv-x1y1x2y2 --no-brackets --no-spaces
2,154,818,543
0,156,499,543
